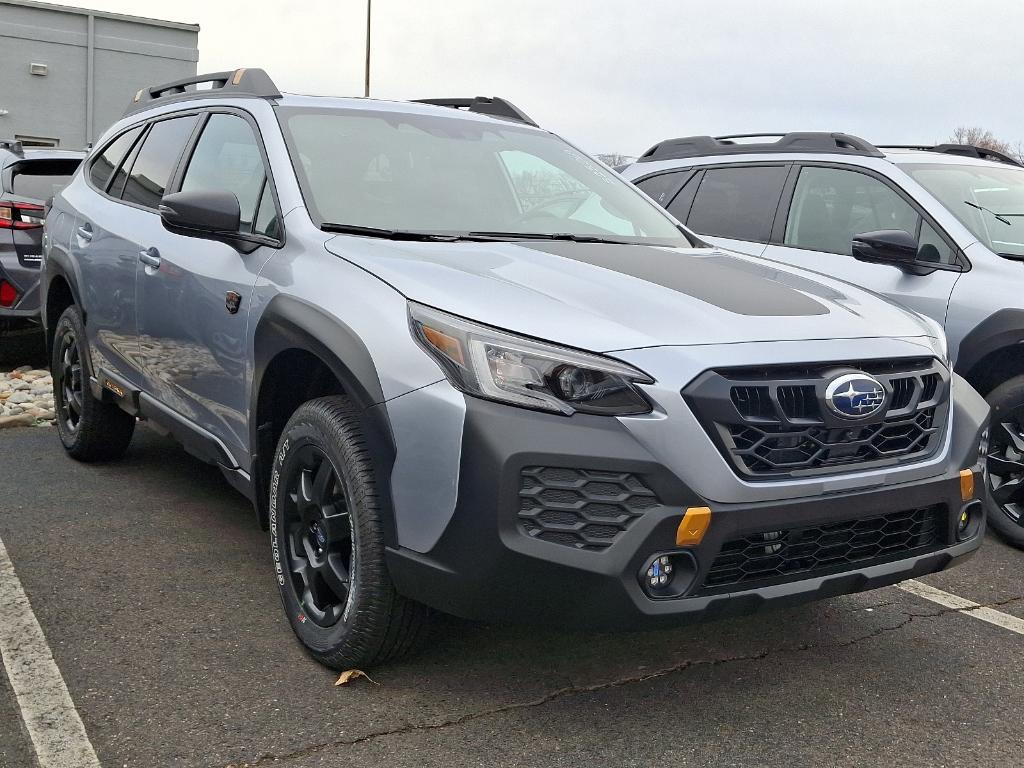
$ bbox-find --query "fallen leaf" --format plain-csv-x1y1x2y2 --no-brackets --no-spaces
334,668,379,687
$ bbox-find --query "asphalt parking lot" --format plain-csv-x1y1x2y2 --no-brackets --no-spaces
1,423,1022,768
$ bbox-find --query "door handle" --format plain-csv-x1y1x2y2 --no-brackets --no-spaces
76,224,93,242
139,247,161,269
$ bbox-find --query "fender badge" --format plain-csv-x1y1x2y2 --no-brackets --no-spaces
225,290,242,314
102,379,124,398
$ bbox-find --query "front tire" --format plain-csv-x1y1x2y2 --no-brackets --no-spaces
51,305,135,462
984,375,1024,549
270,396,430,669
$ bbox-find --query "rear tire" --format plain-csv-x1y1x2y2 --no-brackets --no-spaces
270,396,430,669
984,375,1024,549
51,305,135,462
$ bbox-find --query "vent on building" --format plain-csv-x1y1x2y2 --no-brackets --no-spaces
29,63,48,76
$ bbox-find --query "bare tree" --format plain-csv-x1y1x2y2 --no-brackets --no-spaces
949,126,1023,163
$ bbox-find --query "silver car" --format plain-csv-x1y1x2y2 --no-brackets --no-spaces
44,75,988,669
620,133,1024,548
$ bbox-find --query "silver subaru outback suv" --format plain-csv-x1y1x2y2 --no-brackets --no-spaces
43,72,988,669
619,133,1024,548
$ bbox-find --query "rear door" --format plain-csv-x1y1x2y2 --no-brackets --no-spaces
68,114,198,386
637,164,789,257
134,109,282,465
759,163,961,325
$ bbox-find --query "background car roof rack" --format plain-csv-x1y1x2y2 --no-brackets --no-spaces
637,132,884,162
877,143,1024,167
123,68,282,117
412,97,538,127
0,139,25,156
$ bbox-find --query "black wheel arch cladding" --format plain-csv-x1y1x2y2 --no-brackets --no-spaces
250,294,398,544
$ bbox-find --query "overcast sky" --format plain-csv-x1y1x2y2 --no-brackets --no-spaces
80,0,1024,155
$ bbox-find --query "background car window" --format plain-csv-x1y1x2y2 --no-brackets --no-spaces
10,160,79,200
687,166,787,242
665,171,702,222
635,171,689,206
785,166,923,257
180,113,270,233
89,127,142,191
121,116,197,209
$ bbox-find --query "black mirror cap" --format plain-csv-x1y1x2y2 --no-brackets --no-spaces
852,229,919,264
159,189,241,236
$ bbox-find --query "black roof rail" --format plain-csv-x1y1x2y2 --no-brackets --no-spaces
637,132,884,163
877,143,1023,167
123,68,282,117
412,97,537,127
0,139,24,156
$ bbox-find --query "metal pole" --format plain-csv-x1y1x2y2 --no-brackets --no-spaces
364,0,371,97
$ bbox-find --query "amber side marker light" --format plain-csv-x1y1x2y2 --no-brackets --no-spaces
960,469,976,502
676,506,712,547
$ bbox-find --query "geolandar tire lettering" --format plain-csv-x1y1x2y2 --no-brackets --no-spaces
269,396,429,669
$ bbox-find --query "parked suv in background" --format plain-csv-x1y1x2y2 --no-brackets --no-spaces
620,134,1024,548
0,140,83,331
44,73,988,669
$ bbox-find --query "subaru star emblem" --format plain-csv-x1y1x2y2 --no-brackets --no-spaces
825,373,887,419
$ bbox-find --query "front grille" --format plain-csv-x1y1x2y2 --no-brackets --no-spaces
684,358,949,479
518,467,659,550
699,505,946,594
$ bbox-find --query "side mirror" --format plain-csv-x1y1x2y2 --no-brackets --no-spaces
159,189,241,237
851,229,930,273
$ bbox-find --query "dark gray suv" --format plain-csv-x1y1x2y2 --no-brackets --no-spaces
43,72,989,670
0,140,83,330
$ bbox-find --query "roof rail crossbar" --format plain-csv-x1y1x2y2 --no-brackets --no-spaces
637,132,884,163
123,68,282,117
877,143,1023,167
0,140,24,156
412,97,538,127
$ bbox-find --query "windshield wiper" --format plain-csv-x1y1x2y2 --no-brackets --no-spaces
964,201,1015,226
464,231,635,244
320,223,468,241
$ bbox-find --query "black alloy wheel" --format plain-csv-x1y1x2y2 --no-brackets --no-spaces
987,416,1024,527
281,444,354,627
57,326,84,433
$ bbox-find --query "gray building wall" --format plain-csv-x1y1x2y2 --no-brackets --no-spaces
0,0,198,148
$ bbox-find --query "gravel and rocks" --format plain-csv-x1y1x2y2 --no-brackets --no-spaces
0,366,55,429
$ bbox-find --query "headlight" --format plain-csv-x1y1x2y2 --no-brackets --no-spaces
409,302,654,416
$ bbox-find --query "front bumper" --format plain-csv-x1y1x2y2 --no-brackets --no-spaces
386,388,988,629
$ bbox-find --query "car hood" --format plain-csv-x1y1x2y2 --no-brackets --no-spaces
323,238,935,352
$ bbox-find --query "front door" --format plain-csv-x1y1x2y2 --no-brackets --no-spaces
760,164,961,326
134,111,282,468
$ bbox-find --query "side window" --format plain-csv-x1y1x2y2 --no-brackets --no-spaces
89,127,143,191
253,182,280,239
121,116,197,209
687,166,788,242
635,171,689,207
785,166,926,257
179,113,273,234
917,219,955,264
665,171,703,222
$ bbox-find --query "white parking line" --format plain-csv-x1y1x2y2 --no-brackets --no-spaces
0,534,101,768
899,579,1024,635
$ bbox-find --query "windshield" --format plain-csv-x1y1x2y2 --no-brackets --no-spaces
902,161,1024,258
276,106,688,244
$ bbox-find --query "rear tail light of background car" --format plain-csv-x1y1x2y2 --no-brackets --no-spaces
0,280,18,307
0,201,45,229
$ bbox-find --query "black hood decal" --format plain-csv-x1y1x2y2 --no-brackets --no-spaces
522,243,829,317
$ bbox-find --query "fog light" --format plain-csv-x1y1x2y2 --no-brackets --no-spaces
646,555,673,588
639,551,697,598
956,500,984,542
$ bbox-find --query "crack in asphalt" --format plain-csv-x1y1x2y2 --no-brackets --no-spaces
218,593,1023,768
